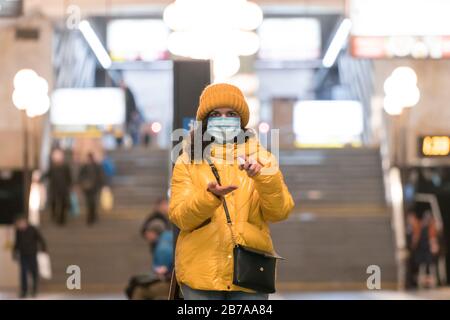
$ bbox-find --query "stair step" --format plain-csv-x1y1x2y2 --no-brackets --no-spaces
271,215,396,283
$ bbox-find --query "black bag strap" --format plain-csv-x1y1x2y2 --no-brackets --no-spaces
208,161,231,224
207,158,237,246
207,158,285,260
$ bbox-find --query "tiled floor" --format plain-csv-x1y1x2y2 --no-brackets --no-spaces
0,292,125,300
1,288,450,300
270,291,422,300
274,288,450,300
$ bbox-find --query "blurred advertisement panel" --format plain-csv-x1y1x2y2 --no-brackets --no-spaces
349,0,450,58
293,100,363,147
50,88,125,126
258,18,321,61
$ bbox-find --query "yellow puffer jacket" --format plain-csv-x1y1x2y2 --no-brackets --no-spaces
169,138,295,292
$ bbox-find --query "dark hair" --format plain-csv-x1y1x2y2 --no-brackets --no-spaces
144,219,166,236
14,215,27,223
189,117,254,162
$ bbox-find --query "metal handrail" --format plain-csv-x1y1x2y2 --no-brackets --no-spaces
387,167,408,290
378,104,407,289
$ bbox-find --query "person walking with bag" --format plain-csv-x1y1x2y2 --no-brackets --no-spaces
169,83,294,300
13,216,47,298
41,148,72,226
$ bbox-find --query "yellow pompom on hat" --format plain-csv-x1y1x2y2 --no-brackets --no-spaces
196,83,250,127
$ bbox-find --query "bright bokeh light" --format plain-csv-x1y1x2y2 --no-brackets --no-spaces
225,74,259,95
14,69,38,90
12,89,28,110
26,95,50,118
383,95,404,116
391,67,418,86
411,41,429,59
237,1,264,31
213,55,241,80
383,66,420,114
163,0,263,65
151,122,162,133
12,69,50,117
36,77,49,94
234,31,260,56
404,86,420,107
258,122,270,133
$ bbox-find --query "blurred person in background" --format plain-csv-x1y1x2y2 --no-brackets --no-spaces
415,210,440,288
78,153,105,226
169,83,294,300
404,168,418,205
120,79,144,146
145,220,174,277
13,216,47,298
141,198,170,251
114,129,124,148
406,204,441,289
129,111,143,146
120,79,137,127
101,154,116,187
130,219,173,300
141,122,154,148
154,230,174,275
41,148,72,226
405,209,421,289
128,198,172,300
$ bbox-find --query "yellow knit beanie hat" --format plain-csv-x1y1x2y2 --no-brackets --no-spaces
196,83,250,127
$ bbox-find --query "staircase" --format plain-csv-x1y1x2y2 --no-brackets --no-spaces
271,147,397,290
109,148,169,213
280,147,386,206
40,147,169,294
39,146,397,293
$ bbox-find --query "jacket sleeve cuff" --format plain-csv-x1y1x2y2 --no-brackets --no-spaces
202,188,222,208
251,167,281,185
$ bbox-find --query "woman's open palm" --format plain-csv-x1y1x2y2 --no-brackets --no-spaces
207,182,238,197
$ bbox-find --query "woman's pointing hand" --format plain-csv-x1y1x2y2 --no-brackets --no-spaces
238,156,262,178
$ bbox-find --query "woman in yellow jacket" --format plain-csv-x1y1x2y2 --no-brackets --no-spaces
169,83,294,300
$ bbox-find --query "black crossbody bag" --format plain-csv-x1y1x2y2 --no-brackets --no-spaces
208,160,285,294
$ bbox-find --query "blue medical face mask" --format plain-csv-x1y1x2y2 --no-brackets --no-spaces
206,116,242,144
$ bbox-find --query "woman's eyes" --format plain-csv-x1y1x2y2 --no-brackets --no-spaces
209,111,239,117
